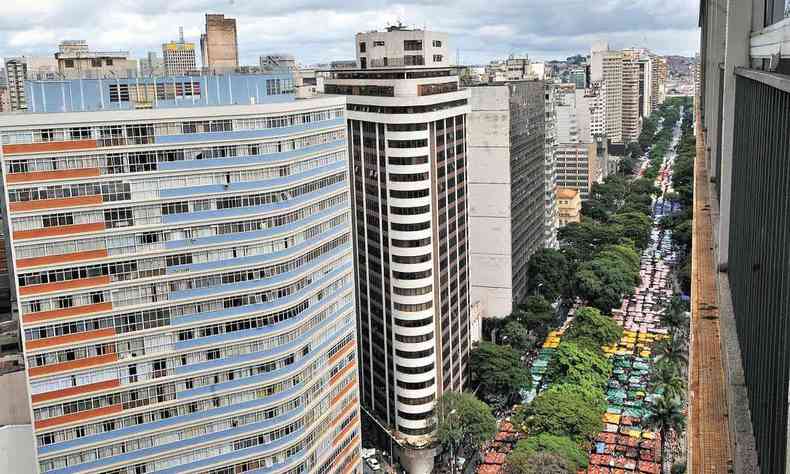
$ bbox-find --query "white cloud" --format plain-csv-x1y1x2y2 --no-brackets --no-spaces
0,0,700,66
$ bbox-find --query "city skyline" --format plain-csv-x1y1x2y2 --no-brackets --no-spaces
0,1,700,66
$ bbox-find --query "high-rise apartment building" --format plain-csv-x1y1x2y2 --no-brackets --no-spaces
621,56,641,143
554,142,600,199
467,80,546,320
324,26,469,473
55,40,138,80
163,28,198,76
543,85,559,248
590,41,623,144
0,76,361,474
0,86,9,113
200,14,239,73
4,57,59,111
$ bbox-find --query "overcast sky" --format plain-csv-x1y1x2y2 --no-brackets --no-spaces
0,0,700,66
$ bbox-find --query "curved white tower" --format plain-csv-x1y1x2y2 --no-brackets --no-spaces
325,26,471,473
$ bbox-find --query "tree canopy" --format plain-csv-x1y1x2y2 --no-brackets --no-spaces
436,391,497,466
507,434,588,473
548,341,612,389
564,306,623,350
514,383,606,444
526,249,570,301
470,342,531,409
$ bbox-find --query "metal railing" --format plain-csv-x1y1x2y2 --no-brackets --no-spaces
728,68,790,474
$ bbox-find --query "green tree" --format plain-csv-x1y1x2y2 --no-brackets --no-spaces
507,451,572,474
644,395,687,473
470,342,531,409
565,306,623,350
574,247,639,313
526,249,570,301
436,392,497,474
611,211,653,250
514,383,605,444
548,341,612,389
507,434,588,473
500,320,534,353
626,141,643,159
654,335,689,372
559,219,625,266
651,362,686,401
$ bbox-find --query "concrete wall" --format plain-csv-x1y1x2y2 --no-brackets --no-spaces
0,425,35,474
467,85,514,319
0,370,31,426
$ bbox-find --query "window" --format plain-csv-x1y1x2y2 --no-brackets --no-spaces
433,55,443,62
404,40,423,51
106,59,114,66
373,41,385,47
64,59,74,68
91,58,101,67
359,42,366,53
432,40,442,47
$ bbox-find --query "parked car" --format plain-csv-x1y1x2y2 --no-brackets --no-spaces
366,458,381,471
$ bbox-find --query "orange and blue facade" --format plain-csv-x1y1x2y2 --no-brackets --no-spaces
0,89,361,474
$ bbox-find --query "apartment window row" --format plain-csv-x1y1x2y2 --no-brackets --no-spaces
34,348,298,422
390,188,429,199
324,84,395,97
399,424,435,436
35,352,354,452
33,330,355,424
388,139,428,149
390,205,430,216
315,421,359,474
389,172,429,182
27,294,351,369
393,285,432,296
2,109,343,146
13,171,344,236
17,217,347,289
417,82,457,96
391,221,431,232
23,266,352,342
393,269,432,280
394,330,434,344
30,310,353,396
396,362,434,375
397,393,435,405
395,347,434,359
42,411,307,472
8,181,130,203
346,99,468,115
387,123,428,132
391,253,431,265
392,237,431,248
388,155,430,166
5,131,344,177
396,378,434,390
13,194,346,258
393,301,433,313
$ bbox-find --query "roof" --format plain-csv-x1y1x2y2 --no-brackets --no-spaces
557,187,580,199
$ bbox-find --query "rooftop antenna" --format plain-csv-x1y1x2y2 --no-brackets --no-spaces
179,26,184,43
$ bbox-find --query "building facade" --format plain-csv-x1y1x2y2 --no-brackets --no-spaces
467,81,546,320
201,14,240,73
0,86,361,474
543,84,559,248
324,27,470,473
5,57,59,111
590,42,623,144
556,188,581,227
139,52,165,77
163,29,198,76
554,142,600,200
698,0,790,472
55,41,137,80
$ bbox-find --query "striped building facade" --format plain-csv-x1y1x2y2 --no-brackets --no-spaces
0,91,361,474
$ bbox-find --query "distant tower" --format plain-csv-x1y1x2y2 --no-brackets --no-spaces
200,13,239,72
162,26,197,75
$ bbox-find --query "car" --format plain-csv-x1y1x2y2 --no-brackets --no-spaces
366,458,381,471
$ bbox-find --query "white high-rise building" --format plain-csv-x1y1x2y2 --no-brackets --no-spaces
4,57,58,111
325,25,469,474
590,41,623,144
544,84,559,248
